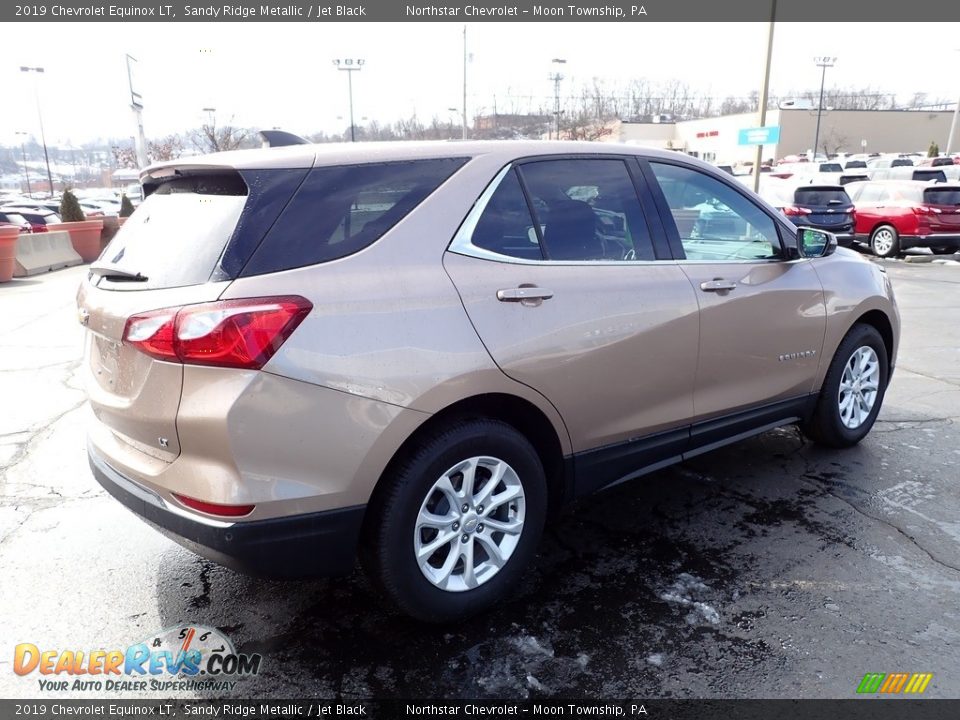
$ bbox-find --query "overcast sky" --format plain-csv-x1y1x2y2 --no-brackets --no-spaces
2,22,958,147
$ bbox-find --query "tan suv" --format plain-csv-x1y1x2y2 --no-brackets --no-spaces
79,140,899,622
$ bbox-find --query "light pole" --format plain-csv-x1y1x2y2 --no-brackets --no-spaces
812,56,836,162
752,0,776,193
550,58,566,140
946,49,960,156
20,66,54,197
202,107,217,125
15,131,32,196
333,58,364,142
461,25,468,140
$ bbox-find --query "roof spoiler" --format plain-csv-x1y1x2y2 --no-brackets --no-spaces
259,130,310,148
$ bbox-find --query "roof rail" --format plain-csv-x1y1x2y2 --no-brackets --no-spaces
259,130,310,148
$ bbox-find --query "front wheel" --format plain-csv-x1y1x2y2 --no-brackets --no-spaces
802,324,889,448
869,224,900,258
360,419,547,622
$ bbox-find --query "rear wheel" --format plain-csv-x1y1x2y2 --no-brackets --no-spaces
869,224,900,258
802,324,888,448
361,419,547,622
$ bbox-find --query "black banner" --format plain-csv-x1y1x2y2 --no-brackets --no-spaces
5,0,960,22
3,700,960,720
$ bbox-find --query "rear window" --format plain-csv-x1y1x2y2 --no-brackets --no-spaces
98,173,248,290
931,157,954,167
914,170,947,183
794,188,851,206
891,158,913,168
818,163,843,173
844,160,867,169
924,188,960,206
242,158,468,276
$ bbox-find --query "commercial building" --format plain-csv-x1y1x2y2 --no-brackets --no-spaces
601,109,958,163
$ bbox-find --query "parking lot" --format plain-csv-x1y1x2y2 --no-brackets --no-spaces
1,255,959,699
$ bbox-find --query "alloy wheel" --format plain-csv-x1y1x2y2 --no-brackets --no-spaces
838,346,881,429
414,456,525,592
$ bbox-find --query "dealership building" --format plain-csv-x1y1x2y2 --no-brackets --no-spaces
600,109,958,164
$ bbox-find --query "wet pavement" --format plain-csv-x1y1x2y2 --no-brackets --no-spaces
1,257,959,699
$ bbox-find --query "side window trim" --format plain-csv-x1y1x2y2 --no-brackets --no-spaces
625,159,673,260
641,157,790,263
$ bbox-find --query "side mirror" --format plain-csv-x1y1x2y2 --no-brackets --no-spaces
797,227,837,258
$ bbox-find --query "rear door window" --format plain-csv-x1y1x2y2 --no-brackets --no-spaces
469,168,543,260
244,158,468,275
517,159,655,261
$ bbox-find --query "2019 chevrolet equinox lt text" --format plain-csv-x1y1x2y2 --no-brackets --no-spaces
78,140,899,622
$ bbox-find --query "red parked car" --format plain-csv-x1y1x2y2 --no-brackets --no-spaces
845,181,960,257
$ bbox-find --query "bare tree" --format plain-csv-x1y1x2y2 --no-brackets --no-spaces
148,134,184,162
188,117,250,153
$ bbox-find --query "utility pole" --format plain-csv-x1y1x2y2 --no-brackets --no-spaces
126,54,148,168
812,56,836,162
752,0,776,193
15,131,32,196
550,58,566,140
20,66,54,197
462,25,468,140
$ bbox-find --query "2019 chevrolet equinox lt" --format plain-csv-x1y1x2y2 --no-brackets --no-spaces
79,140,899,621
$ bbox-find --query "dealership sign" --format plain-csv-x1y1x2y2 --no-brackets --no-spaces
737,126,781,145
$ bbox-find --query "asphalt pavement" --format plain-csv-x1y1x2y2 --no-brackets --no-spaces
1,256,959,699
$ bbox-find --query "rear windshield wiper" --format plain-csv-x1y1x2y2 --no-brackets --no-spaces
89,262,148,282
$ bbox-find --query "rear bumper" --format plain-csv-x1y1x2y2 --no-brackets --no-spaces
89,441,364,578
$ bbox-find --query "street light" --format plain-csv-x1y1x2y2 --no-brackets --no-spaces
550,58,566,140
202,107,217,125
20,66,55,197
812,56,836,162
333,58,364,142
946,48,960,156
15,131,32,196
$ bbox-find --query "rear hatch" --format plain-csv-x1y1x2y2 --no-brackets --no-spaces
920,186,960,233
792,186,855,232
78,171,256,462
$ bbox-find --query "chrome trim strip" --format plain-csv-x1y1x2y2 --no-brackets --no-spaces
90,442,236,529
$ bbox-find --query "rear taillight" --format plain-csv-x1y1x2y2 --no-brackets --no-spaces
30,224,47,233
171,493,255,517
783,206,811,216
122,296,312,370
912,205,942,215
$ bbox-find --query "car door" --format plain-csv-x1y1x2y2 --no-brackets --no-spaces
643,160,827,424
443,157,700,481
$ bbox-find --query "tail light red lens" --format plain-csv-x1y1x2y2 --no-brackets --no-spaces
912,205,942,215
783,206,811,216
30,224,47,233
122,296,312,370
171,493,255,517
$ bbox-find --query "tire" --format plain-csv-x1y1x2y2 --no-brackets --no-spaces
802,324,889,448
360,418,547,623
931,247,957,256
869,224,900,258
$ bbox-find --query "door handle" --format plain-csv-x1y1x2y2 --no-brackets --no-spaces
496,287,554,302
700,279,737,292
